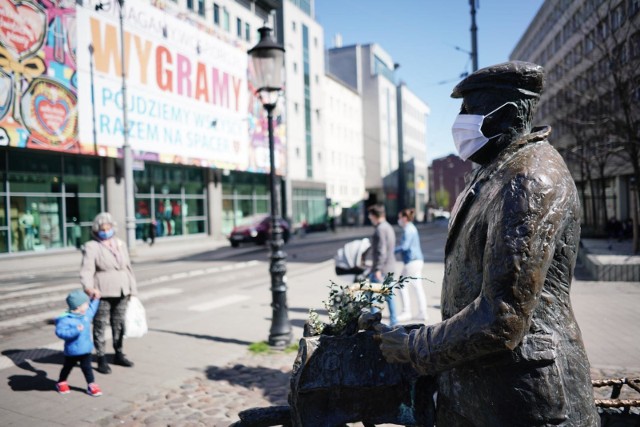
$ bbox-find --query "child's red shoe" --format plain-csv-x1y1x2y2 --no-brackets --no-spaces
87,383,102,397
56,381,70,394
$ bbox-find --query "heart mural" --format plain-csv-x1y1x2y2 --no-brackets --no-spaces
0,0,47,60
20,77,77,150
35,95,70,136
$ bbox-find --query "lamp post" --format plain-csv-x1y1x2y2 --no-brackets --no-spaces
248,27,292,347
96,0,136,251
117,0,136,252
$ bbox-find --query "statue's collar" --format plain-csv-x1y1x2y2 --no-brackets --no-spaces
477,125,551,175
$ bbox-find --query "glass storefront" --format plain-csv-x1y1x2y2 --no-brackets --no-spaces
134,163,207,241
292,187,327,229
0,149,102,254
221,172,270,235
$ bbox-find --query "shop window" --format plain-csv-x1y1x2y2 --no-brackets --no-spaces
0,230,7,253
63,156,101,193
65,195,101,225
10,196,63,252
8,150,62,193
186,219,205,235
185,198,205,217
0,195,6,253
156,198,183,237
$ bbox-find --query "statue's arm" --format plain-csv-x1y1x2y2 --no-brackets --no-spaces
408,172,567,374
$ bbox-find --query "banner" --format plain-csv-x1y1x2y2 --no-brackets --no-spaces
76,1,285,173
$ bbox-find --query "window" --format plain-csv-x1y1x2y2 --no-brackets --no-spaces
236,18,242,37
597,18,609,41
213,3,220,25
187,0,194,10
197,0,205,16
585,30,595,54
630,0,640,17
245,22,251,41
612,4,625,31
631,31,640,59
222,9,230,31
612,44,627,67
292,21,296,32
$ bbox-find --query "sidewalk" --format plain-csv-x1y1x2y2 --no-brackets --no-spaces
578,237,640,281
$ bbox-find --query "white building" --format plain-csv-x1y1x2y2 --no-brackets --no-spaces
326,43,400,214
323,73,365,223
397,83,430,220
276,0,327,230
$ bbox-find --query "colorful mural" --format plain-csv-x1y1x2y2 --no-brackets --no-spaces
0,0,78,151
0,0,286,175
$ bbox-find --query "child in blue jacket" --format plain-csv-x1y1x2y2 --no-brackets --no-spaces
55,289,102,396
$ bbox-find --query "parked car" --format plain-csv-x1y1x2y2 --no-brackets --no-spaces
228,214,291,247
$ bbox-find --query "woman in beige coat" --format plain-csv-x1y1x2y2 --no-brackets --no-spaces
81,212,137,374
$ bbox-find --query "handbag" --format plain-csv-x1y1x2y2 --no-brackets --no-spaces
124,296,148,338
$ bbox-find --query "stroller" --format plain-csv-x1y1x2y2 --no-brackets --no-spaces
334,238,371,283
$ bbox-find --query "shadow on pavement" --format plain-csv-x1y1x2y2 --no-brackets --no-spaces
150,328,253,346
205,363,290,406
2,348,62,392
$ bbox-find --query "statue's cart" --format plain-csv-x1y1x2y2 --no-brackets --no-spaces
231,327,436,427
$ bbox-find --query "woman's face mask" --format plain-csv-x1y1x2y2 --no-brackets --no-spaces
451,102,517,161
97,228,115,240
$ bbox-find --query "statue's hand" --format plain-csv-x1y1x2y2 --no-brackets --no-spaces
357,311,383,331
375,325,411,364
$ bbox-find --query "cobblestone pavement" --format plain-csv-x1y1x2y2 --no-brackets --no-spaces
98,350,295,427
97,350,640,427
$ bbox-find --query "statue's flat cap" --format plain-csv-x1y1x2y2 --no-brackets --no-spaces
451,61,544,99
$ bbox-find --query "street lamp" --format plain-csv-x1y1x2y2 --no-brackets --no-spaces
248,27,292,347
96,0,136,252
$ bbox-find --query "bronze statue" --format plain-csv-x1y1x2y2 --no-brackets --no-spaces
370,61,599,426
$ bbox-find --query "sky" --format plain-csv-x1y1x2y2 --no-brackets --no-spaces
314,0,545,164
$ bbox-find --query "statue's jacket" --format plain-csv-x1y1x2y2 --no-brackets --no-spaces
408,127,599,426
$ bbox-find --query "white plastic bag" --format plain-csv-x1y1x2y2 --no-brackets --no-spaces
124,296,148,338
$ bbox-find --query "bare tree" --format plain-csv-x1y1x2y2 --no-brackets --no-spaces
548,0,640,251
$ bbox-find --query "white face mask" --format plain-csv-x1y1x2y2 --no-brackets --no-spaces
451,102,517,161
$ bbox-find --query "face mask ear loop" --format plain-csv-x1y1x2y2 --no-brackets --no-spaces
485,101,518,119
482,102,518,139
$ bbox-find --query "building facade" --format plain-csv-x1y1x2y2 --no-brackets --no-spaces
327,43,404,218
511,0,640,236
276,0,327,231
428,154,473,216
323,73,365,225
0,0,280,255
397,83,430,221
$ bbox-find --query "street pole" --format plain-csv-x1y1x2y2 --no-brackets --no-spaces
469,0,479,72
118,0,136,252
266,103,292,347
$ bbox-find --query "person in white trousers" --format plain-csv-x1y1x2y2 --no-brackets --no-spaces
395,208,428,323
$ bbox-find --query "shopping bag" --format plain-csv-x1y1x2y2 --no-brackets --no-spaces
124,296,148,338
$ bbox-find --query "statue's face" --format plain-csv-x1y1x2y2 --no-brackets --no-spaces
459,89,521,165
